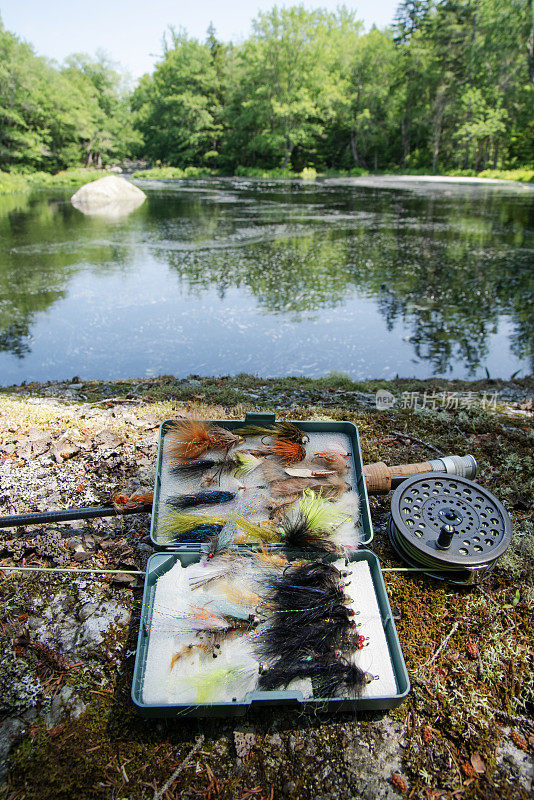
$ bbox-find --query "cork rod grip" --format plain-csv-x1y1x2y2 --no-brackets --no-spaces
364,460,433,493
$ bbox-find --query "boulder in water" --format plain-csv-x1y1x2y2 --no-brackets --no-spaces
71,175,146,219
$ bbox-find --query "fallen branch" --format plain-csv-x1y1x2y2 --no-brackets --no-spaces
477,651,485,680
419,621,459,669
153,735,205,800
390,430,444,457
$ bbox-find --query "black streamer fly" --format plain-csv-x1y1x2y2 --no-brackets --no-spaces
258,655,373,697
166,490,235,510
278,513,344,554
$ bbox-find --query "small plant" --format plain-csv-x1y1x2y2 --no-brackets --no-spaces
300,167,317,181
132,165,218,180
0,171,30,195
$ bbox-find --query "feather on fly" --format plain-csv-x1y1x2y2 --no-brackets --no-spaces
258,656,372,697
166,419,243,463
233,421,308,445
278,512,343,554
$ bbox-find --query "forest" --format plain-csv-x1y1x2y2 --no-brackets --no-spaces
0,0,533,176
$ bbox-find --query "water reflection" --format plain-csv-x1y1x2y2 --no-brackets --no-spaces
0,178,532,382
0,190,139,359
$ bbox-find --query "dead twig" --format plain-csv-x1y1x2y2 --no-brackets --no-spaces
390,430,444,457
500,624,518,636
444,740,462,786
419,621,460,669
477,651,485,680
494,710,533,726
477,587,501,609
87,397,142,407
202,763,220,799
153,735,205,800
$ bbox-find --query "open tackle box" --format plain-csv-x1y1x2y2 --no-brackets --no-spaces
131,413,410,716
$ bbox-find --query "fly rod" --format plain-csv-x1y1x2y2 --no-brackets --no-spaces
0,502,152,529
0,455,475,529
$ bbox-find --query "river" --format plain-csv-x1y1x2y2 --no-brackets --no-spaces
0,176,532,384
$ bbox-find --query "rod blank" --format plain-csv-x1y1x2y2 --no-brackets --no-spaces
0,504,152,529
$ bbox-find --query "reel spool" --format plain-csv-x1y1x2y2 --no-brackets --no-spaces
387,473,512,585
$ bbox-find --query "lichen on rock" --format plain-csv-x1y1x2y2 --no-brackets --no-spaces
0,641,42,715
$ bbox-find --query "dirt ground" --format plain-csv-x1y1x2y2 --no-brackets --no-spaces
0,374,532,800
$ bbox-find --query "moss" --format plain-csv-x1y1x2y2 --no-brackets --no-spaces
383,571,533,798
1,375,533,799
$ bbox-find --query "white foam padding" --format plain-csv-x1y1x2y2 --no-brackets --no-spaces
142,557,397,706
155,427,362,549
341,559,398,698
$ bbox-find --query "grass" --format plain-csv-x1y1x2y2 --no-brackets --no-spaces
132,164,534,184
444,167,534,183
132,165,322,180
1,164,532,195
0,167,114,195
2,372,532,410
0,171,30,195
27,168,110,187
131,165,217,180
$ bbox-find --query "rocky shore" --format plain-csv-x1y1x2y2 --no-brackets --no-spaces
0,374,532,800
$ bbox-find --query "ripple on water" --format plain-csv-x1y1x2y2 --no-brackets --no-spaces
0,178,532,383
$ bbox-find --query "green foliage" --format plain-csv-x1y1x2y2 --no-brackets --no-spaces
325,26,400,170
131,28,224,167
132,166,217,179
432,167,534,182
0,167,111,195
61,53,141,167
28,168,109,186
476,168,534,183
222,6,362,171
234,166,295,178
0,171,28,195
1,3,533,176
299,167,317,180
0,17,138,173
129,2,532,174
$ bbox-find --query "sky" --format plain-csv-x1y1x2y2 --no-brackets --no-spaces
0,0,399,80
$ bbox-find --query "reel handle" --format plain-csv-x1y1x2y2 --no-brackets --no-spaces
364,454,477,494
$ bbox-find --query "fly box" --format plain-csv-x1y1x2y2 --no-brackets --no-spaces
149,413,373,549
131,412,409,716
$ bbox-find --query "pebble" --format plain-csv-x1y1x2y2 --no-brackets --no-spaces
45,686,87,727
77,602,98,622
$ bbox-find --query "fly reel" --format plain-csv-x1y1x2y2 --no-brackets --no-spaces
387,473,512,585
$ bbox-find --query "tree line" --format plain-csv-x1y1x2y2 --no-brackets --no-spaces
1,1,533,175
0,21,139,173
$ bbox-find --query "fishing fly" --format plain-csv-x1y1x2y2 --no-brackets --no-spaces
166,419,243,463
165,490,235,510
233,420,309,446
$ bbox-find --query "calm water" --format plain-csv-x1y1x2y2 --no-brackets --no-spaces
0,177,532,385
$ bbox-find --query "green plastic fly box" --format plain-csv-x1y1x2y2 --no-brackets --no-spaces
131,413,410,717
